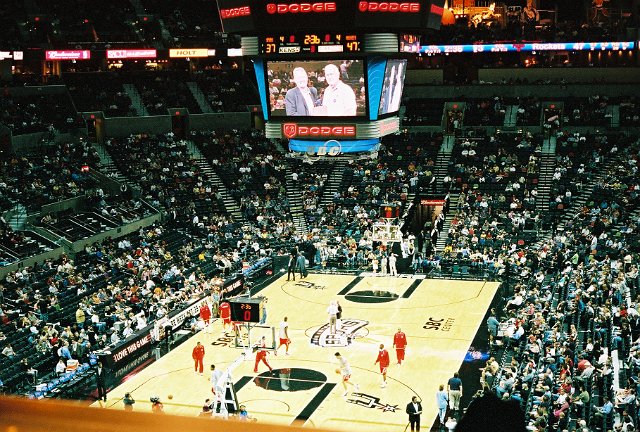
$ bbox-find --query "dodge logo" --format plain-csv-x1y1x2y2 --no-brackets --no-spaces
283,123,298,139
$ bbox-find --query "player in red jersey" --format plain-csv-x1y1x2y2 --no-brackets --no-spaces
393,328,407,364
253,336,273,373
192,341,205,374
219,301,232,335
200,302,212,334
375,343,390,387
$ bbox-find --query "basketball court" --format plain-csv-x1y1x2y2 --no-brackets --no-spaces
92,273,499,431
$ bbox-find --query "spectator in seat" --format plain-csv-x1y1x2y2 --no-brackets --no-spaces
2,343,16,359
55,358,67,376
57,341,72,361
593,396,614,420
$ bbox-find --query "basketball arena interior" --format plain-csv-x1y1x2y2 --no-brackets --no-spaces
1,1,640,431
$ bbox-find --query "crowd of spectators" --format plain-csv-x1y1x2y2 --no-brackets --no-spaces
191,129,291,226
621,98,640,127
516,97,543,127
131,73,202,115
297,132,440,269
65,73,136,117
426,131,541,275
105,133,220,226
0,222,57,267
565,96,613,127
0,103,639,432
0,224,237,392
468,134,640,432
0,140,100,212
464,97,507,127
0,91,82,136
549,132,614,214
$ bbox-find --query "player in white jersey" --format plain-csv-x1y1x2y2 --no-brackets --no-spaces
335,352,359,396
275,316,291,356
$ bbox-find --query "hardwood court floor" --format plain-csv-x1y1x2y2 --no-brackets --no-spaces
93,274,499,431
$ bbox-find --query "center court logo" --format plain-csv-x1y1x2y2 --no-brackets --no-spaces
311,319,368,347
347,392,399,412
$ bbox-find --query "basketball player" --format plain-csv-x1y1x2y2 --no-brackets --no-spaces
200,302,212,334
276,316,290,356
218,300,232,335
210,364,224,397
393,328,407,364
375,343,390,387
192,341,205,375
335,352,359,396
253,336,273,373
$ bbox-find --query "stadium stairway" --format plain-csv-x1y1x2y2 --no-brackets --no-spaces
435,192,459,252
504,105,519,128
554,153,623,232
6,203,26,231
609,105,620,128
91,142,140,193
319,160,348,207
184,141,244,222
122,83,149,116
531,152,623,250
433,134,454,195
535,136,557,213
284,162,308,236
186,82,214,114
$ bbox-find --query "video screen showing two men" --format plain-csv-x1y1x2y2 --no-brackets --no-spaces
267,60,366,117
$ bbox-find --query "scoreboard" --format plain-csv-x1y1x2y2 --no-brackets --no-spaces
215,0,430,158
260,33,361,55
229,296,265,323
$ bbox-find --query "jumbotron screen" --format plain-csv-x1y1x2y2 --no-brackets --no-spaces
378,59,406,116
266,59,367,118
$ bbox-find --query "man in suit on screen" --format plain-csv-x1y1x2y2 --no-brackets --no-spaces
285,67,318,116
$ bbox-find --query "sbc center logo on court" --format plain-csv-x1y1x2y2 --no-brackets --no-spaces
311,319,369,347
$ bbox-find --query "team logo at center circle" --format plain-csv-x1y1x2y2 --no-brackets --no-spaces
311,319,369,347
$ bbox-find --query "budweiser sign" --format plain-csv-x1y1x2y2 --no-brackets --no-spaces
45,50,91,60
282,123,356,139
